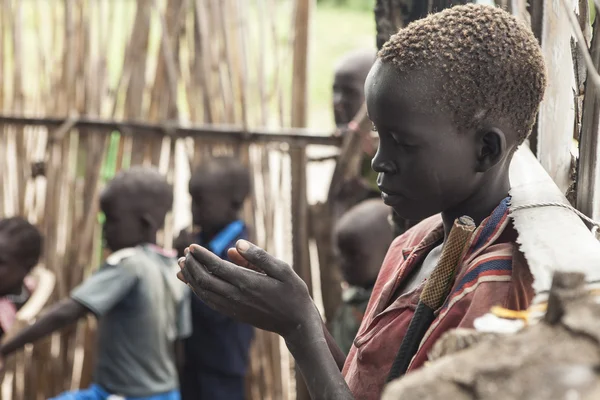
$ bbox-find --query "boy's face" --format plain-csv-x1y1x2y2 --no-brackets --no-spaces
333,70,366,127
366,60,481,221
101,195,150,252
190,185,235,234
0,234,28,295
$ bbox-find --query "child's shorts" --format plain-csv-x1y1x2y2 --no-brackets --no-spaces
49,384,181,400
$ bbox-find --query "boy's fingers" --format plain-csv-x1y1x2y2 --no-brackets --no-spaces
227,248,264,273
226,248,249,267
177,271,187,283
187,244,259,287
183,254,237,295
197,289,239,319
235,240,291,281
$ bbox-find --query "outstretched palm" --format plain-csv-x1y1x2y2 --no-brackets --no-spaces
177,241,320,340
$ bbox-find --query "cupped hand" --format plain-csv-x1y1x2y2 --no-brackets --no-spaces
178,240,321,340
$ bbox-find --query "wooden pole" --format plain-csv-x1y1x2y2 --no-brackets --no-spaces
291,145,312,294
290,0,312,398
535,0,577,195
0,115,342,146
576,14,600,220
291,0,312,128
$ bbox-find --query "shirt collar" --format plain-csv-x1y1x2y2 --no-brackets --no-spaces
106,247,137,266
401,196,511,261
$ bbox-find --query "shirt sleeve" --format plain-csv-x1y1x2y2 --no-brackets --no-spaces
177,287,193,339
71,261,139,316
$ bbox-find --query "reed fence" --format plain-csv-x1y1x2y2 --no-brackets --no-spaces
0,0,341,399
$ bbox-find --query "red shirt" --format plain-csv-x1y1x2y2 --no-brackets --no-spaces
342,198,533,400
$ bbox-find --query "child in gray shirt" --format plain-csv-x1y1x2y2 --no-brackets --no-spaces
1,167,191,400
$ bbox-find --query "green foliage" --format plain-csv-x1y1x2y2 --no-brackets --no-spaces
309,4,375,128
316,0,373,12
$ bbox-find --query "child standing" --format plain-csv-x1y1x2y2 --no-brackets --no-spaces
175,156,253,400
178,5,546,400
0,217,43,339
1,167,191,400
331,199,393,355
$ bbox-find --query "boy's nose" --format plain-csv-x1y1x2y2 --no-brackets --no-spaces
372,156,397,174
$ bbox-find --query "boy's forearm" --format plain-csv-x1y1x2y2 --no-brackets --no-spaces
1,298,88,357
323,321,346,371
286,323,354,400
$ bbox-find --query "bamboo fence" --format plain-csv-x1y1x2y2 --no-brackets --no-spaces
0,0,340,399
2,0,599,399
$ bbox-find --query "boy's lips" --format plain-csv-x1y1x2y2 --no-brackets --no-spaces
380,189,404,205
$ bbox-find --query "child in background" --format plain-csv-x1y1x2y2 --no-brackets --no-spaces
175,156,253,400
333,48,376,130
331,199,394,355
1,167,191,400
0,217,43,339
331,48,418,236
332,49,380,196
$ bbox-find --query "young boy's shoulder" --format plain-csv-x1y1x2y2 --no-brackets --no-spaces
381,197,529,291
72,245,184,317
388,214,443,254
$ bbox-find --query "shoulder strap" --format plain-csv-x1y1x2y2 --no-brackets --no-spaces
208,220,245,256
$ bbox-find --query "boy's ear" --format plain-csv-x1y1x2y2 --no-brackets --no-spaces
475,128,506,172
141,213,159,231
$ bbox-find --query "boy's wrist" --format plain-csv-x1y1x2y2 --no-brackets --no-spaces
284,314,324,354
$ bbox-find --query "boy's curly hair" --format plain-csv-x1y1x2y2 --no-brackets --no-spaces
379,4,547,144
102,166,173,226
0,217,43,271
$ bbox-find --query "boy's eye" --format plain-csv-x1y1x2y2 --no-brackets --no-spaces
390,133,404,146
390,132,414,148
371,123,378,132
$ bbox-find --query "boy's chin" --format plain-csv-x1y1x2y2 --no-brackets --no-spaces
391,205,437,223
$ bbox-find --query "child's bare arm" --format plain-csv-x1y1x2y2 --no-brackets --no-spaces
179,242,354,400
323,321,346,371
1,298,88,357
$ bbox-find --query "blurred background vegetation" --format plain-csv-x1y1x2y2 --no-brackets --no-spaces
310,0,375,128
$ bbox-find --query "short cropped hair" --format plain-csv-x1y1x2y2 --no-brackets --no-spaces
102,166,173,226
379,4,547,144
0,217,43,271
190,157,251,207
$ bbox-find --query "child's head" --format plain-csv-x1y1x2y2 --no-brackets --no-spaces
0,217,42,295
100,167,173,252
368,4,546,221
333,48,376,127
189,157,250,235
334,199,394,288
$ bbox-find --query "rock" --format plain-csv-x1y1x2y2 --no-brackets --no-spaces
382,272,600,400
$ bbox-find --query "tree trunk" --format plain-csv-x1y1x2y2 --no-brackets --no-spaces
374,0,473,50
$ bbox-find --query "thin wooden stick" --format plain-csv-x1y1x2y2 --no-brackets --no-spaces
0,115,341,146
562,0,600,91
